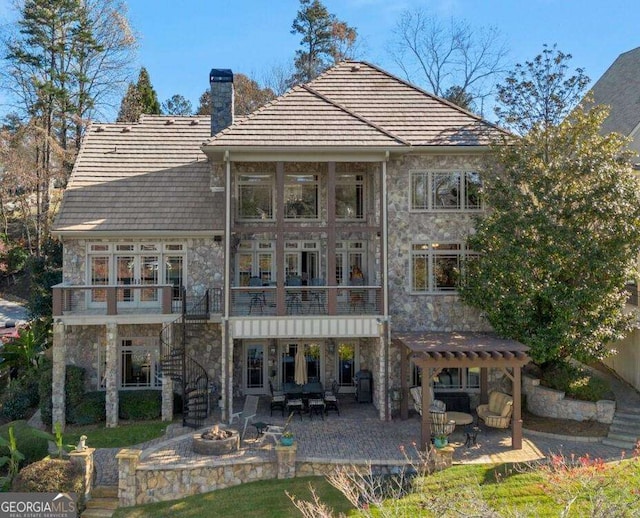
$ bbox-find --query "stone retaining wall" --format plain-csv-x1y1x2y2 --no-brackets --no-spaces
522,375,615,424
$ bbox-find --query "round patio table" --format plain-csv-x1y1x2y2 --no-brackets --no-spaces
447,411,474,426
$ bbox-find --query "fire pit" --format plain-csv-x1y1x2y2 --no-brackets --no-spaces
192,425,240,455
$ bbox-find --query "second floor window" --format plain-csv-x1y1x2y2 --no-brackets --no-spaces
336,173,364,220
284,174,318,219
238,174,273,220
411,171,482,211
411,243,476,293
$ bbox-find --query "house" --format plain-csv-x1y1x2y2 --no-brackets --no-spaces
589,47,640,390
590,46,640,163
51,61,530,447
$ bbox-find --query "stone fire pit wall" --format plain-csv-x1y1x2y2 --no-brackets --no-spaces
522,374,615,424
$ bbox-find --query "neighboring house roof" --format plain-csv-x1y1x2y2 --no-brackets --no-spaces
53,115,222,235
204,61,502,150
590,46,640,137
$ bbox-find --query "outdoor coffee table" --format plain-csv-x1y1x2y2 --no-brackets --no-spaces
447,411,474,426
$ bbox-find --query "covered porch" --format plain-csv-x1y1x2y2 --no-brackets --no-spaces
395,332,530,450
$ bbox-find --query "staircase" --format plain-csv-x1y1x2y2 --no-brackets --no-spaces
603,408,640,450
81,486,118,518
160,289,210,429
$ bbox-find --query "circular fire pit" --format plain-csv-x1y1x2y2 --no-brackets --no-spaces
192,425,240,456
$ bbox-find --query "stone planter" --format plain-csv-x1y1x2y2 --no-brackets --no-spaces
192,426,239,455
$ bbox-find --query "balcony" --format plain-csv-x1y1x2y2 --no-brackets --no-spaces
230,285,382,317
52,284,223,323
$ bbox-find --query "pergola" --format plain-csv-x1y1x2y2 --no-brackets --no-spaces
394,332,531,450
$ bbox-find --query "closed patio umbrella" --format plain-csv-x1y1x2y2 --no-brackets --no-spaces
294,347,307,385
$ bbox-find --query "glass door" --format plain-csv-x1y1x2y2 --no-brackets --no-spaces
244,343,267,394
116,255,135,304
336,341,358,393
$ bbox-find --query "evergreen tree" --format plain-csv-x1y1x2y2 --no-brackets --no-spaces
289,0,357,85
460,47,640,365
117,67,160,122
195,73,275,116
161,94,192,116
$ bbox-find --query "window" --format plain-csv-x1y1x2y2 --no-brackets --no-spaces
336,174,364,220
284,174,318,219
87,243,185,302
411,243,476,292
411,171,482,211
99,338,161,389
411,365,480,392
237,174,273,220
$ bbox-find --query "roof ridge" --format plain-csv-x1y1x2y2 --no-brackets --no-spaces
301,84,410,146
347,60,506,134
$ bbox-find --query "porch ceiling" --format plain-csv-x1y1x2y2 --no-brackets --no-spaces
393,332,530,367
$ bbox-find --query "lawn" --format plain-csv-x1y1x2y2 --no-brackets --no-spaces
63,420,169,449
111,458,640,518
112,476,355,518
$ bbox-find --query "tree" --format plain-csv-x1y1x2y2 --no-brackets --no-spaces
443,85,474,111
494,44,590,136
196,73,275,116
389,10,508,115
117,67,160,122
459,49,640,366
289,0,357,85
161,94,192,116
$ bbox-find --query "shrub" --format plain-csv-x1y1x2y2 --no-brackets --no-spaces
0,421,49,467
69,391,105,426
1,370,39,420
65,366,86,424
38,358,53,427
540,361,611,402
119,390,161,420
13,458,85,513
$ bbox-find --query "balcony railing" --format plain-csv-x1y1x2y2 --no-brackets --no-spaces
52,284,223,318
230,285,382,317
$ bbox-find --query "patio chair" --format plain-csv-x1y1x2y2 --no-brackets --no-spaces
309,277,326,313
430,409,456,437
248,276,266,314
285,276,303,314
229,394,259,439
477,391,513,428
410,386,446,415
269,379,286,417
324,380,340,415
349,276,366,312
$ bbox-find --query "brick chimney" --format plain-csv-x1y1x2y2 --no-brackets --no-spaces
209,69,234,136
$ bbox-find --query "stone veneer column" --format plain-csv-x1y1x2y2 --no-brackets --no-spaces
69,447,95,500
51,322,66,431
105,323,119,428
275,444,297,479
161,324,173,422
116,448,142,507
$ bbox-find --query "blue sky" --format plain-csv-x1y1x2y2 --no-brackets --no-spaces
1,0,639,121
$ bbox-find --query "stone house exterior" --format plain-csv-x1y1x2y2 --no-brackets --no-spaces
51,61,506,430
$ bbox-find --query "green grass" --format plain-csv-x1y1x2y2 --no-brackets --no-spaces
112,459,640,518
63,420,169,449
112,476,355,518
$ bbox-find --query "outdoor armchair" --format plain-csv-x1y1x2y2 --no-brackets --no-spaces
477,391,513,428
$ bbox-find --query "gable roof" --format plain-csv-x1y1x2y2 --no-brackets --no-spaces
53,115,222,235
204,61,502,151
590,47,640,137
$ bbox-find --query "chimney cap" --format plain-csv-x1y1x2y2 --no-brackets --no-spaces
210,69,233,83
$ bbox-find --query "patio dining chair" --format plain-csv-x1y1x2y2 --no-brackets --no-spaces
269,379,286,417
285,276,303,314
324,379,340,415
248,276,266,314
309,277,326,313
229,394,259,439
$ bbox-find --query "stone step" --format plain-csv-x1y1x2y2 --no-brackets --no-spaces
81,508,115,518
609,423,640,437
602,437,638,450
606,431,640,444
90,486,118,499
614,412,640,422
86,498,119,510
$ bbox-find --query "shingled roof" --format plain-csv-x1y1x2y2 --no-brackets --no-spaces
204,61,502,150
53,115,222,235
590,47,640,138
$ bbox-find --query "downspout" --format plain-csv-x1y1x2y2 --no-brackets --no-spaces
382,153,390,421
222,150,232,421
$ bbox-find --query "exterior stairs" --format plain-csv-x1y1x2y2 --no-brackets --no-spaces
602,408,640,450
81,485,118,518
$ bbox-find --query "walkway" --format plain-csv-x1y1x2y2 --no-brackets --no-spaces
0,295,29,325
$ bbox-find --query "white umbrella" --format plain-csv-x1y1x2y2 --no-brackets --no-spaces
294,347,307,385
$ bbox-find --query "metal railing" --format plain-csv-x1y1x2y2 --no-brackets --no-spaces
229,285,383,317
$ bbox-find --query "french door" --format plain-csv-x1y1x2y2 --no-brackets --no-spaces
115,253,160,306
244,342,267,394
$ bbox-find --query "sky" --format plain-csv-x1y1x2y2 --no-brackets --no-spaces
0,0,639,122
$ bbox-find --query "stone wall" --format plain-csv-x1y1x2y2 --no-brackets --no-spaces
386,153,492,333
604,328,640,392
523,374,615,424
